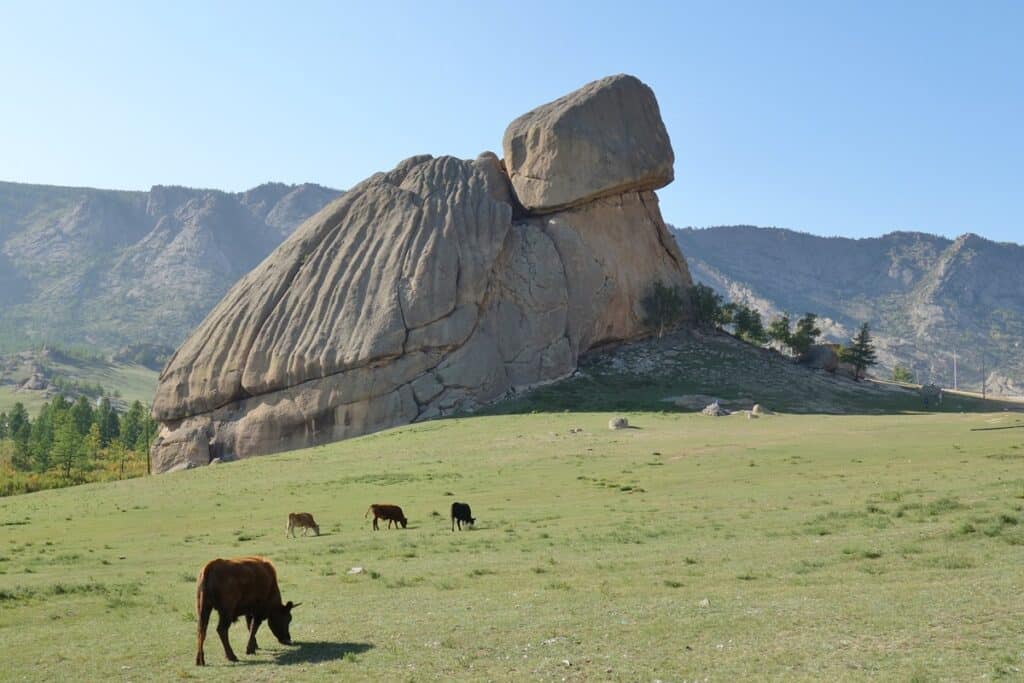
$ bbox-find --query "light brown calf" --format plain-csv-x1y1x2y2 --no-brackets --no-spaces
286,512,320,538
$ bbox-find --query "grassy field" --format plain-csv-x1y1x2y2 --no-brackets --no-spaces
1,410,1023,681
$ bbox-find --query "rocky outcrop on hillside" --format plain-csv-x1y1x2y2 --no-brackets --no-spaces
150,74,692,472
675,226,1024,394
0,181,342,350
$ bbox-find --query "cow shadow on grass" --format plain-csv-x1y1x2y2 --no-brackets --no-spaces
273,640,374,665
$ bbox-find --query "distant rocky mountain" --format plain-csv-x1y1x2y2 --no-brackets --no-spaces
0,181,341,351
674,226,1024,395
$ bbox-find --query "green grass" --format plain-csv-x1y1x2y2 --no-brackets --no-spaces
1,410,1023,680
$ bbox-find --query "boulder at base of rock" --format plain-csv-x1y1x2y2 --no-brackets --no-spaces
502,74,674,213
608,416,629,430
701,401,730,416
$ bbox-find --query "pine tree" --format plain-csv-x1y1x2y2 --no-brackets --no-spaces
121,401,145,451
733,304,768,345
109,439,129,480
96,398,120,447
642,280,687,338
70,396,95,436
84,423,102,473
140,406,157,458
29,402,56,472
0,411,7,440
688,283,722,328
717,302,738,328
767,315,792,350
8,402,29,436
52,413,84,479
891,365,914,383
9,403,32,471
789,313,822,357
840,322,878,380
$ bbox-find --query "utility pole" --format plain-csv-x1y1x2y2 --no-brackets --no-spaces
145,403,152,476
953,350,958,391
981,353,987,400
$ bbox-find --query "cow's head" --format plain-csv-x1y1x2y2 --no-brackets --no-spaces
313,524,320,536
469,517,476,527
268,601,299,645
400,517,408,529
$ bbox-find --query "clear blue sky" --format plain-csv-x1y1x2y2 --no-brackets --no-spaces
1,1,1021,242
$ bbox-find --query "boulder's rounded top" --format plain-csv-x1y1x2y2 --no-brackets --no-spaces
502,74,674,214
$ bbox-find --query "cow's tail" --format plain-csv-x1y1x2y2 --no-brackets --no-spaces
364,505,374,519
195,564,208,619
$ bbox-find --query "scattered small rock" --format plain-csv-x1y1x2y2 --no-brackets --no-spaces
698,598,710,608
347,567,365,575
569,427,584,434
751,403,764,416
608,416,629,430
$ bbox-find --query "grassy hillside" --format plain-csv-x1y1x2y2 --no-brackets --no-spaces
2,410,1023,680
488,329,1020,417
0,353,158,415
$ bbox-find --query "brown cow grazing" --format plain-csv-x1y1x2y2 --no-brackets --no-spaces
286,512,320,538
365,504,407,530
195,556,299,666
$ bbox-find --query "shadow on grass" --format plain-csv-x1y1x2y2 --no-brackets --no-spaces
274,641,374,665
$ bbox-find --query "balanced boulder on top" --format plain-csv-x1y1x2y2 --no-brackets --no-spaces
502,74,675,213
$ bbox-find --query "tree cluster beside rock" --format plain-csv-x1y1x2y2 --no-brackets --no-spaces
150,74,693,473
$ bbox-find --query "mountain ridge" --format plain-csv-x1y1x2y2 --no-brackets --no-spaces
0,180,342,352
2,180,1020,396
674,225,1024,395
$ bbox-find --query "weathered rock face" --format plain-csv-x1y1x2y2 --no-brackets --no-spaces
502,74,674,213
151,74,692,473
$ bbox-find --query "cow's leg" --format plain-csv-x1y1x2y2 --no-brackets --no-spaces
245,616,263,655
216,610,239,662
372,516,379,531
196,601,213,666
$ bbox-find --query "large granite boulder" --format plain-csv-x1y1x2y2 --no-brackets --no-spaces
151,74,692,473
799,344,840,372
502,74,674,213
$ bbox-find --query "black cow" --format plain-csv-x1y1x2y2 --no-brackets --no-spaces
451,502,476,531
